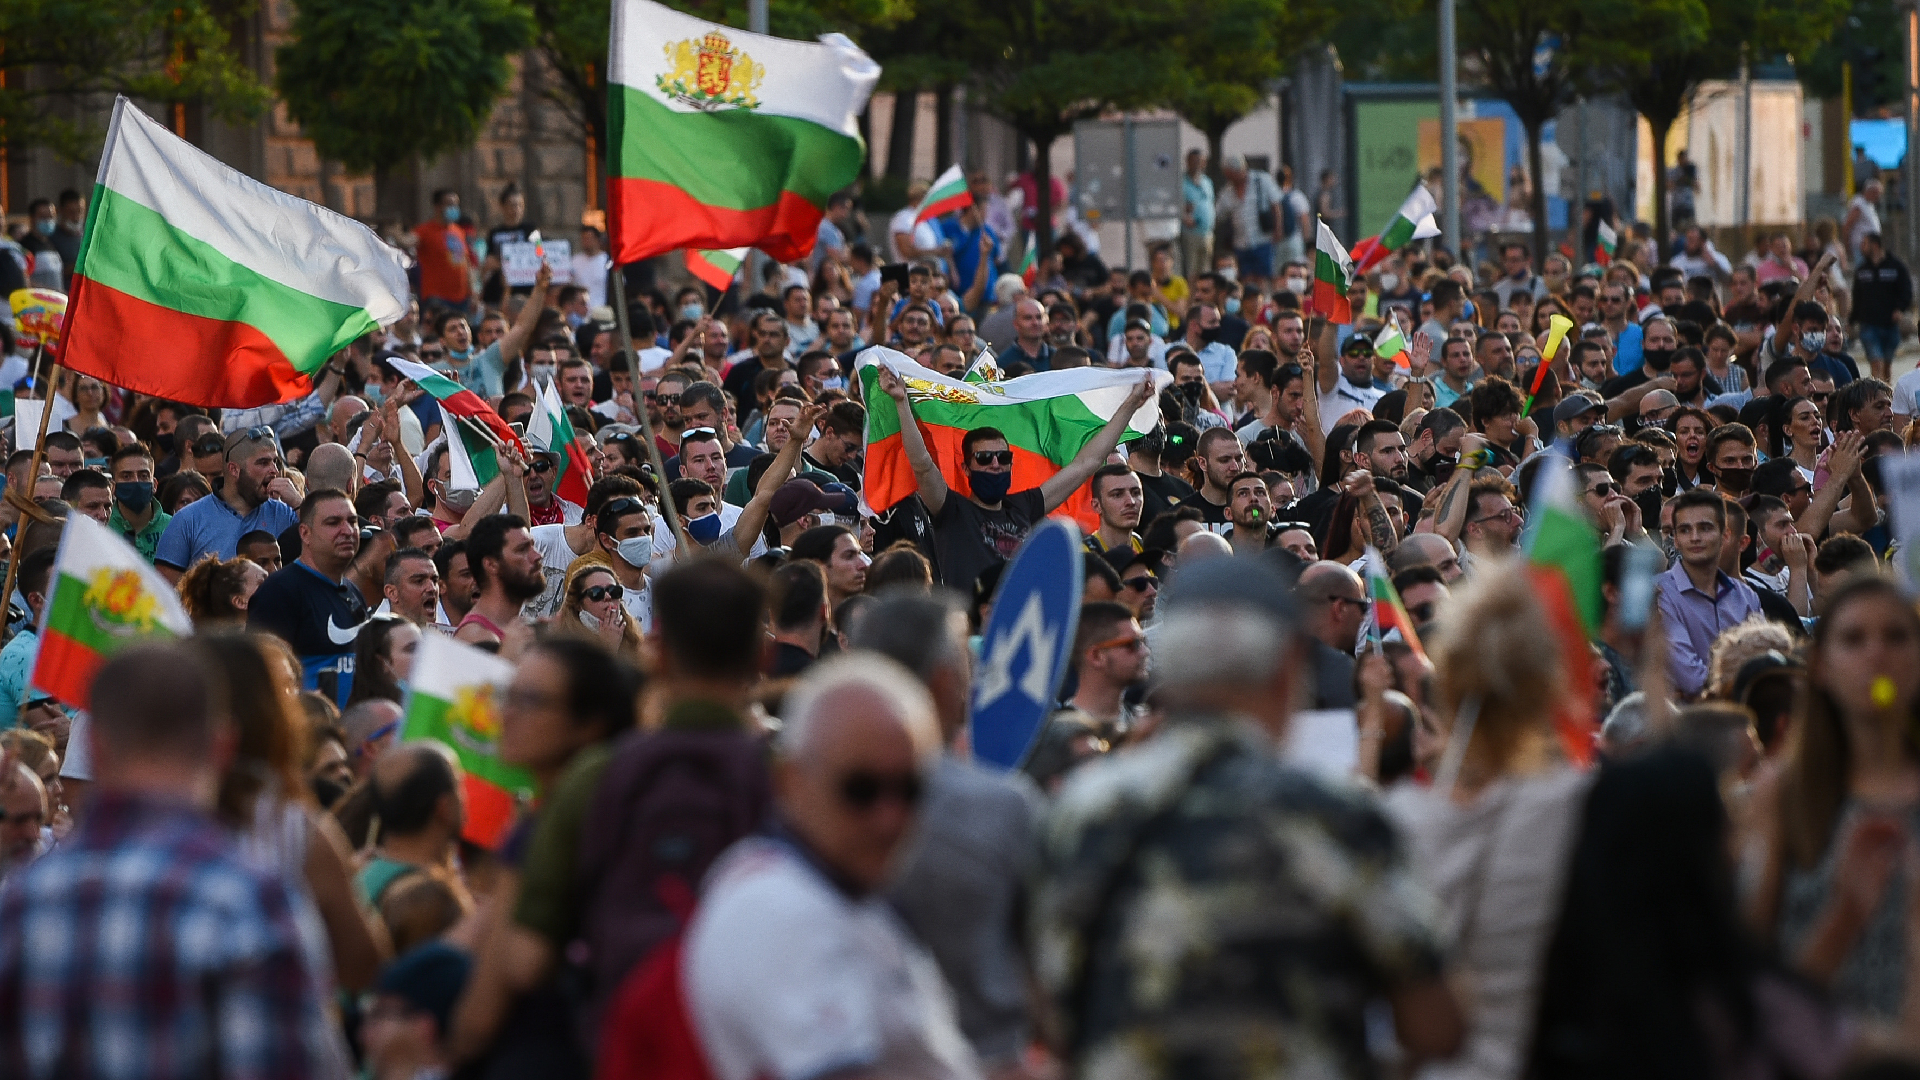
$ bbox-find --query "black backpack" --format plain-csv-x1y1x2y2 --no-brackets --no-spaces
572,725,771,1053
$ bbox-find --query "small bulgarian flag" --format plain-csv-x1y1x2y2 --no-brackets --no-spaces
391,356,527,485
528,376,594,507
1521,461,1603,766
1348,184,1442,274
63,98,409,407
31,513,194,709
859,348,1168,532
1374,317,1411,370
1312,220,1355,325
402,632,536,848
1363,546,1426,660
1595,219,1618,265
686,248,746,292
1018,234,1038,285
914,164,972,224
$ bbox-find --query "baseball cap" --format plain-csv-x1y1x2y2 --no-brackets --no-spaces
1552,394,1605,425
769,480,842,529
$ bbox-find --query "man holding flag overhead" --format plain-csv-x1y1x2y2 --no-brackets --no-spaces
871,356,1156,591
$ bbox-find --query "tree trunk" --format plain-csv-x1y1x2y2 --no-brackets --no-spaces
886,89,918,183
1032,130,1057,259
1207,123,1230,257
933,84,953,170
1526,118,1549,269
1649,116,1674,254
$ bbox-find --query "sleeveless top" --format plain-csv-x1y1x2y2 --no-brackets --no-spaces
458,610,506,642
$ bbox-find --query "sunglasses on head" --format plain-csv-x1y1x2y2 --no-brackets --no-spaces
838,770,923,811
972,450,1014,467
583,583,625,602
600,497,646,518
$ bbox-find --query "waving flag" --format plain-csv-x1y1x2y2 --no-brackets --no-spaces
1312,221,1355,324
63,97,409,407
402,633,535,848
685,248,746,291
914,165,972,224
1374,317,1411,370
1522,461,1602,765
528,378,594,508
607,0,880,264
1348,185,1442,275
32,514,194,709
1362,546,1426,661
1595,219,1618,265
391,357,527,486
857,349,1167,530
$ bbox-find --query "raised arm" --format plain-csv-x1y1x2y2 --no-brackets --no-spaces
730,402,827,556
498,261,552,369
1796,431,1861,538
1039,376,1157,512
1774,252,1836,353
1298,344,1326,467
875,362,949,515
1432,434,1489,545
1314,316,1339,394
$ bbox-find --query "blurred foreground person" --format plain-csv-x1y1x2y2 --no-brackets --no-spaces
0,644,349,1078
1030,554,1461,1079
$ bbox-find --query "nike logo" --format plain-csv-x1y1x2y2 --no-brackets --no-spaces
327,616,370,646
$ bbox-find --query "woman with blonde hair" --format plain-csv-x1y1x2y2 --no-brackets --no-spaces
194,632,388,992
554,562,642,660
1385,565,1591,1080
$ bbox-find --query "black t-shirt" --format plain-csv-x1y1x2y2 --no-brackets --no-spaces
246,560,371,708
1192,489,1232,531
803,451,862,492
1600,368,1651,399
930,488,1046,591
1136,470,1195,526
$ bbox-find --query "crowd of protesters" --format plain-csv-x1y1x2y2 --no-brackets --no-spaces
3,172,1920,1080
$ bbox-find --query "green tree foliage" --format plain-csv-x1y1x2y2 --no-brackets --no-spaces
1165,0,1346,183
1459,0,1706,261
1605,0,1844,248
0,0,270,160
1801,0,1905,116
952,0,1185,257
275,0,534,175
1331,0,1438,83
526,0,911,168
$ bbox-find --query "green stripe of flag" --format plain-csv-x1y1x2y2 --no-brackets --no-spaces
79,187,378,374
404,693,537,794
44,569,183,656
610,86,865,213
859,367,1121,466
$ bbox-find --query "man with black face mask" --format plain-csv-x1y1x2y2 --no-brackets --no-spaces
1600,316,1681,400
876,362,1156,590
107,443,169,564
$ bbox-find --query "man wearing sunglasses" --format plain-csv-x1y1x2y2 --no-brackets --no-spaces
1062,602,1151,743
876,362,1156,589
685,656,974,1080
155,427,301,584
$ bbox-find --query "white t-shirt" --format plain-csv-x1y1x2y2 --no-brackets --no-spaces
648,503,767,569
686,838,981,1080
888,208,943,262
525,523,587,620
59,710,92,782
571,250,612,309
1894,366,1920,419
635,345,673,374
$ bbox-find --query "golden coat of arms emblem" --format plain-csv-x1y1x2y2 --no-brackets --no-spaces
658,31,765,111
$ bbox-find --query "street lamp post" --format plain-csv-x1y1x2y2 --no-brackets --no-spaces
1439,0,1461,250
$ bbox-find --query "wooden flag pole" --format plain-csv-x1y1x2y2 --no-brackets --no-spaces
611,264,689,553
1,345,66,639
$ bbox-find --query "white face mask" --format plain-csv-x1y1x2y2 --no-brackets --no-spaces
1800,331,1825,353
1379,273,1399,293
531,363,558,384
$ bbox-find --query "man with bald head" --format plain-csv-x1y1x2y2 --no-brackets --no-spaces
1177,529,1234,564
0,761,45,883
356,742,467,910
1639,388,1679,427
684,654,980,1080
1297,560,1366,708
1390,531,1463,584
342,699,404,781
306,441,360,497
1002,296,1055,371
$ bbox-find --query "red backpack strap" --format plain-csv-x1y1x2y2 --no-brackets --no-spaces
595,937,716,1080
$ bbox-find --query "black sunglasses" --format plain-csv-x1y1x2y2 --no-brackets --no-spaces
1587,482,1620,497
192,436,226,456
419,349,446,360
1122,573,1158,591
654,393,682,407
529,458,556,474
972,450,1014,467
583,583,625,602
838,770,923,810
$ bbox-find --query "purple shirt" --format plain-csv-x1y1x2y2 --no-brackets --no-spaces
1655,560,1762,697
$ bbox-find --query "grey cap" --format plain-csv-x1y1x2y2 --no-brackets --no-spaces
1552,393,1605,425
1161,552,1299,629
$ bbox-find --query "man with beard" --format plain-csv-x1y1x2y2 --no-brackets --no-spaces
1292,419,1408,540
722,313,793,408
522,448,581,528
453,513,544,648
1189,428,1247,530
1084,464,1145,556
0,761,46,885
248,488,371,706
1223,472,1280,555
155,428,301,582
650,369,693,458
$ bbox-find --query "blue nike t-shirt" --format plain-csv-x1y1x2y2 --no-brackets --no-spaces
246,559,370,708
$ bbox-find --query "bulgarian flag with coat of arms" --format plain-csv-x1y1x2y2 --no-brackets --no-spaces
607,0,880,264
858,349,1168,531
32,513,194,709
402,633,536,848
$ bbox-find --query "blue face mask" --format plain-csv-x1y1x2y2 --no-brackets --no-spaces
33,219,55,237
1224,297,1241,315
969,469,1013,504
615,535,653,568
686,512,723,545
448,348,471,362
566,312,586,329
443,204,462,224
1461,299,1476,320
362,382,385,405
680,303,705,321
84,457,107,469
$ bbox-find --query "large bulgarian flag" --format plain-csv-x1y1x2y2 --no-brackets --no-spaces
858,348,1167,531
528,377,594,508
1520,461,1603,766
1348,184,1442,275
63,97,409,407
607,0,880,265
31,513,194,710
1312,220,1355,325
391,356,527,486
402,632,536,848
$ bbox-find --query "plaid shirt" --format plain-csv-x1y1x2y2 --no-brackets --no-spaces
0,792,348,1080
